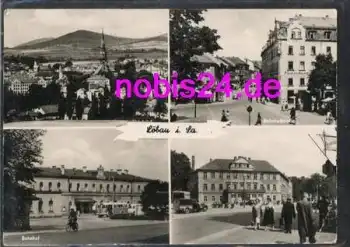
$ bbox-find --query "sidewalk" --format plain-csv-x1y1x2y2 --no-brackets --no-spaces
4,217,166,236
188,226,336,244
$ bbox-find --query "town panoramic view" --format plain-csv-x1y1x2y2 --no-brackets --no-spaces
3,9,169,126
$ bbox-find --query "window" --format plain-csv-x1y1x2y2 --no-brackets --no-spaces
203,172,207,179
311,61,316,68
38,199,43,213
57,182,61,191
324,31,331,39
272,174,276,180
219,172,223,179
211,184,215,191
76,183,80,191
203,184,208,191
106,184,110,192
92,183,96,188
211,172,215,179
226,173,230,179
115,184,118,192
288,46,293,55
69,183,72,192
260,173,263,180
48,182,52,192
212,196,216,201
288,61,294,71
233,173,238,179
126,185,130,192
137,185,141,192
273,195,276,201
308,31,316,39
120,184,124,192
219,184,223,190
253,183,258,190
220,196,223,202
300,61,305,71
300,46,305,55
100,184,103,192
291,31,296,39
327,46,331,53
204,196,208,202
48,198,54,212
298,31,302,38
253,173,257,180
288,78,293,87
84,183,88,191
267,184,270,190
311,46,316,56
240,182,244,188
273,184,277,191
247,183,251,190
233,183,237,190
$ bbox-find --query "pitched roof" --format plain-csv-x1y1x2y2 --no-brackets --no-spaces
197,157,289,181
192,53,224,66
225,56,247,66
35,166,154,183
297,16,336,29
217,57,236,67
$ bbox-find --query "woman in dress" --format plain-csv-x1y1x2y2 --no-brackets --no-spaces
263,197,275,231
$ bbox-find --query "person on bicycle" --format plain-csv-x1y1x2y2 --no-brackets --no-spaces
68,208,77,227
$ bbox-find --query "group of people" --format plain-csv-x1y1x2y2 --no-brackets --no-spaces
251,193,332,244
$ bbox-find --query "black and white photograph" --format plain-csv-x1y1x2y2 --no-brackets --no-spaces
170,126,337,244
4,9,169,126
3,129,169,245
170,9,337,125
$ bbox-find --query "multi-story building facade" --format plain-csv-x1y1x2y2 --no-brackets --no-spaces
188,156,292,205
261,14,337,104
29,165,153,217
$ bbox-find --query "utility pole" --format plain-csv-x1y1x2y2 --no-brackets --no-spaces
194,101,197,118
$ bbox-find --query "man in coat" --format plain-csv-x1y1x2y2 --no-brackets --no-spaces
281,197,296,233
296,192,316,244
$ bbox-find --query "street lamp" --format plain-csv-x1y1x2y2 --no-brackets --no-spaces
243,175,246,208
246,105,253,126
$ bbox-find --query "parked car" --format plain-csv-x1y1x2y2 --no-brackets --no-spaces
192,200,208,212
173,199,194,213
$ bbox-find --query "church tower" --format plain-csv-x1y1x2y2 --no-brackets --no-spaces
33,61,39,73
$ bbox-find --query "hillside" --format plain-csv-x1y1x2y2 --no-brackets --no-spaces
16,37,55,48
13,30,167,50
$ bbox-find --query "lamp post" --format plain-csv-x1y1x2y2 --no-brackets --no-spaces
246,105,253,126
243,175,246,208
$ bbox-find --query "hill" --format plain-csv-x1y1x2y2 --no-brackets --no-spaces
13,30,167,50
16,37,55,48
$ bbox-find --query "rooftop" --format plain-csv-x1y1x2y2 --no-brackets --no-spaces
197,157,289,181
192,53,224,66
278,15,337,29
35,166,154,183
224,56,247,66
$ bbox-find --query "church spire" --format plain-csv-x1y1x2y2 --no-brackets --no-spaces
100,28,108,62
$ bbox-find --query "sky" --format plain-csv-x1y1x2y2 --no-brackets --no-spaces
4,9,169,47
201,9,337,60
171,126,337,178
40,129,168,181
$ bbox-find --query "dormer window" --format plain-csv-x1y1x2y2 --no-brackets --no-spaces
308,31,316,39
291,28,301,39
291,31,295,39
324,31,331,39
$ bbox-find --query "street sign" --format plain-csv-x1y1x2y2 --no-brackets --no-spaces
247,105,252,113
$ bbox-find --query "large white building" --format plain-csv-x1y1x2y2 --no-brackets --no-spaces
261,14,337,104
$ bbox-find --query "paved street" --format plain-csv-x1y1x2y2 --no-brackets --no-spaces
172,99,331,125
171,209,336,244
3,215,169,245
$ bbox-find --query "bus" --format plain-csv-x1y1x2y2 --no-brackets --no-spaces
97,202,129,218
172,191,191,201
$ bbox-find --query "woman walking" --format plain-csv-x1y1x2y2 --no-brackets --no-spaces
263,197,275,231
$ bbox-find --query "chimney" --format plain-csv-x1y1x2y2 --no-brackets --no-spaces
60,165,65,175
191,155,195,170
82,166,87,172
124,169,129,174
52,165,56,169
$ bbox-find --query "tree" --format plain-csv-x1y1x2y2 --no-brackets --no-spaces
221,189,229,204
140,180,168,218
171,150,193,191
170,10,222,82
65,60,73,68
4,130,46,231
154,99,168,119
308,54,336,110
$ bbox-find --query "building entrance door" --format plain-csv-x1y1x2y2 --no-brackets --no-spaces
75,199,95,214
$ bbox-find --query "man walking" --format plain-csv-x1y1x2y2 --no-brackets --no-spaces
281,197,296,233
317,196,330,230
296,192,317,244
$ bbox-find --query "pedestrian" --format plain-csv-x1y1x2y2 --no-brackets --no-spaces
58,92,67,120
263,197,275,231
282,197,296,233
289,107,296,125
252,199,262,230
255,112,262,125
221,110,228,122
317,196,330,230
296,191,317,244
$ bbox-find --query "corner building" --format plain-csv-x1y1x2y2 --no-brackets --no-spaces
188,156,293,204
261,14,337,104
29,165,153,217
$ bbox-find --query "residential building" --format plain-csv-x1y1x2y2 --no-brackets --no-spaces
261,14,337,104
29,165,153,217
188,156,292,205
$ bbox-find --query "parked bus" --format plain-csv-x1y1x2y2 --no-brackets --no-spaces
172,191,191,201
97,202,129,218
